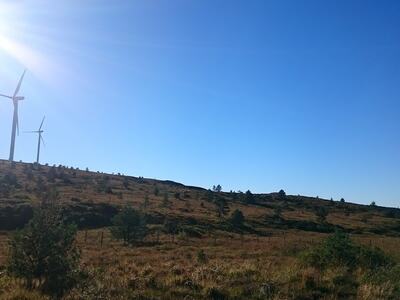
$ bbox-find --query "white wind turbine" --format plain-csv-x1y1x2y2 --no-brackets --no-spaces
25,116,46,164
0,70,27,161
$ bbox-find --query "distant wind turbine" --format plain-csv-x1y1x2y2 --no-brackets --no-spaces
0,70,27,161
25,116,45,164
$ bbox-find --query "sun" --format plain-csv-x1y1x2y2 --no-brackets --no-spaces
0,1,59,85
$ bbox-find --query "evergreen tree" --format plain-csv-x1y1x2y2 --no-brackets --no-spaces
7,202,80,296
230,209,245,227
110,206,147,244
245,190,255,204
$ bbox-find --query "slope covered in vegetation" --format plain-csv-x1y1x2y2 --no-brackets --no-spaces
0,159,400,299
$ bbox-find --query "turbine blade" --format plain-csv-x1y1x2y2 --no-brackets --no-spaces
0,94,12,99
40,135,45,147
39,116,45,130
13,69,26,98
23,131,38,133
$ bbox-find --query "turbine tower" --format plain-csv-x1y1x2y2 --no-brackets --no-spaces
0,70,27,161
25,116,45,164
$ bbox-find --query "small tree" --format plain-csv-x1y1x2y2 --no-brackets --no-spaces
197,249,208,264
164,219,179,242
164,219,179,235
316,207,328,223
278,189,286,198
370,201,376,207
212,184,222,193
245,190,255,204
110,206,147,244
214,196,227,218
7,202,80,296
230,209,245,227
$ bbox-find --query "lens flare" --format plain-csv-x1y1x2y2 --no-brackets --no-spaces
0,1,65,86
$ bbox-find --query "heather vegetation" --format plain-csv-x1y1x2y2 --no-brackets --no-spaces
0,161,399,299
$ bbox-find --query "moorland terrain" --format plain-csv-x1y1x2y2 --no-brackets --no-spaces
0,159,399,299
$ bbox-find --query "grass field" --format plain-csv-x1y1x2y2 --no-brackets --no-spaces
0,160,400,299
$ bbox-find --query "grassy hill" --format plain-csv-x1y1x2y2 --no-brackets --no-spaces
1,159,399,235
1,159,400,299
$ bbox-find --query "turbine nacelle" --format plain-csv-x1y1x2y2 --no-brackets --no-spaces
0,95,24,101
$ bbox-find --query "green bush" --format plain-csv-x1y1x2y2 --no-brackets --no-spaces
230,209,245,228
357,245,393,270
7,202,80,297
301,231,358,270
110,206,147,244
245,190,254,204
301,231,393,271
278,189,286,198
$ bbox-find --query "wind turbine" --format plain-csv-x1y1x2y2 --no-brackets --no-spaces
0,70,27,161
25,116,45,164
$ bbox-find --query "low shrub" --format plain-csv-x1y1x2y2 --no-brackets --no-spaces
301,231,394,271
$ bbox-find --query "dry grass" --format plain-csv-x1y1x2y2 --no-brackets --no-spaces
1,160,400,299
1,229,399,299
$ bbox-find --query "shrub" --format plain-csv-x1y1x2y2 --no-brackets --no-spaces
278,189,286,198
357,245,393,270
2,172,19,187
316,207,328,223
301,231,393,271
203,286,227,300
197,249,207,264
164,219,179,235
301,231,358,270
230,209,245,228
7,202,80,296
245,190,254,204
360,265,400,298
212,184,222,193
110,206,147,244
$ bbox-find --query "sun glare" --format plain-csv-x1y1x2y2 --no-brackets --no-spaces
0,1,62,85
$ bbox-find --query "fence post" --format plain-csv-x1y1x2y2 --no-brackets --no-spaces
100,231,104,247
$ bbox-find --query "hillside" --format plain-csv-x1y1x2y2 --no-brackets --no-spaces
1,160,400,299
1,159,399,235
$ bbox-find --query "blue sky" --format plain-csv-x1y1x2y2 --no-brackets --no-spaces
0,0,399,207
